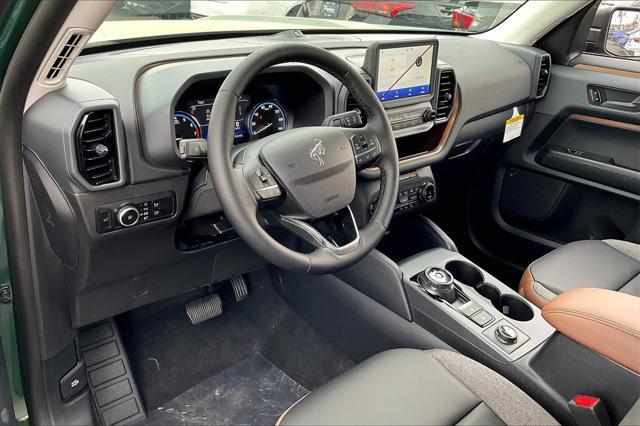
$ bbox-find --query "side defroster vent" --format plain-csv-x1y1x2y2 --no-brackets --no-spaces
39,30,90,85
46,33,83,82
436,70,456,122
75,110,120,186
536,55,551,98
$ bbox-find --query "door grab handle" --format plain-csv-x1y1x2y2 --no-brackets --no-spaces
600,96,640,112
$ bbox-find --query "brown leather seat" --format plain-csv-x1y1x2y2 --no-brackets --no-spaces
519,239,640,308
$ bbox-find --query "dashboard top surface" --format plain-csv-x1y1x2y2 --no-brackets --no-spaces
64,33,536,181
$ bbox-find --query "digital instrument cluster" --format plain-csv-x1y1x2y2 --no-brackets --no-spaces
174,95,288,145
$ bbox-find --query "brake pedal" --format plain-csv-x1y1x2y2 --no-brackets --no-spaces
230,274,248,302
186,293,222,325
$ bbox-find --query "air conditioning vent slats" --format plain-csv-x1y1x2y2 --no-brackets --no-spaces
436,70,456,121
75,110,119,186
44,32,85,83
536,55,551,98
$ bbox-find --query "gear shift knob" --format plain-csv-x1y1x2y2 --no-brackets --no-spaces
418,267,457,303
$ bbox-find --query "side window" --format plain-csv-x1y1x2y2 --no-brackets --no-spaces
584,1,640,59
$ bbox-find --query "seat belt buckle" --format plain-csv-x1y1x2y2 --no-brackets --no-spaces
569,395,611,426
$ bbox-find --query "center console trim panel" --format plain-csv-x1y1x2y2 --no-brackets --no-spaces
399,248,554,362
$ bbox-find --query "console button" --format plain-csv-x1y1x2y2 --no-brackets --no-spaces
470,310,494,327
458,301,482,317
495,324,518,345
97,210,112,233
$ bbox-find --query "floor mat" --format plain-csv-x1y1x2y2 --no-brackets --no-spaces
118,271,354,411
144,354,308,425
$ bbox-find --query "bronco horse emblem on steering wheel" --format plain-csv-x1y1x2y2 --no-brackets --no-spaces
309,138,326,166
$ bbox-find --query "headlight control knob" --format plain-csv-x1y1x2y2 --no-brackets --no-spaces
117,206,140,227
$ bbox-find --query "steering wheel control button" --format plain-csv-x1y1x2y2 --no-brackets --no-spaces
418,267,457,303
324,111,362,128
249,167,282,201
470,310,494,327
350,134,380,167
117,206,140,227
495,324,518,345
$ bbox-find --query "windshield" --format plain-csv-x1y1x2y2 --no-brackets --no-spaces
91,0,526,46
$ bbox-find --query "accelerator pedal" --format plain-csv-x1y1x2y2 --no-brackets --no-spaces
230,274,249,302
186,293,222,325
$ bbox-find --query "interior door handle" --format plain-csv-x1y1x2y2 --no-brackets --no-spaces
600,96,640,112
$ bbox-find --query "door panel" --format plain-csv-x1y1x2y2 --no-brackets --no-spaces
471,63,640,269
537,114,640,194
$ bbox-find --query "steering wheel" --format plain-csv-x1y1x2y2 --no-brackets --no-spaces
208,43,399,274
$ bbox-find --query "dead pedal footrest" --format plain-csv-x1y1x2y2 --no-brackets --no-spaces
78,320,146,426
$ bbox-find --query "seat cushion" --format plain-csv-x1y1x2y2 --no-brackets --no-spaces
277,349,557,426
519,240,640,308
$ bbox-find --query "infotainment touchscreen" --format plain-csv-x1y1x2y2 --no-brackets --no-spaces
376,44,434,102
364,40,438,105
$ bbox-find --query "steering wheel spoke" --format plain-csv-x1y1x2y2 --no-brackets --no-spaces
274,207,360,256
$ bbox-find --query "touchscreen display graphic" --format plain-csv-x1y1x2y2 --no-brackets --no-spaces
376,44,434,102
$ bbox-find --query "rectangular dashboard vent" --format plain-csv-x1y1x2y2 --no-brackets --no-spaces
536,55,551,98
75,110,120,186
436,70,456,122
44,32,85,83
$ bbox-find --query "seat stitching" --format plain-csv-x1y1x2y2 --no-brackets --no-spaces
544,309,640,338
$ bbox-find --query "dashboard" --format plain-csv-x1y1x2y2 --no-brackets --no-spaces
173,72,327,146
175,95,288,144
22,33,551,327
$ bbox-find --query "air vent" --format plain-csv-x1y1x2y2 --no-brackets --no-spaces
40,30,90,85
436,70,456,122
536,55,551,98
75,110,120,186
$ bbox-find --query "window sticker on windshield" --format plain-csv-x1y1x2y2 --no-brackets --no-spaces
504,114,525,143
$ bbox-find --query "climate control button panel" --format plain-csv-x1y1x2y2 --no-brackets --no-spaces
96,192,175,234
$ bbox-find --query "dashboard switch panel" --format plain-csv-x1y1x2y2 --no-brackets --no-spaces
95,192,175,234
394,174,436,214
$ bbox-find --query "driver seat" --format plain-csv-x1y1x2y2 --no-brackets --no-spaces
276,349,557,425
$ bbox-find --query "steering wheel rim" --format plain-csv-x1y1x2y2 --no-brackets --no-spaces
208,43,399,274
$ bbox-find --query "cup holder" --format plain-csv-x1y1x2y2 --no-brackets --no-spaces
499,295,534,321
445,260,534,321
477,283,501,305
445,261,484,287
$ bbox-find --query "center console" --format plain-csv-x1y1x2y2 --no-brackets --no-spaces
399,248,555,361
